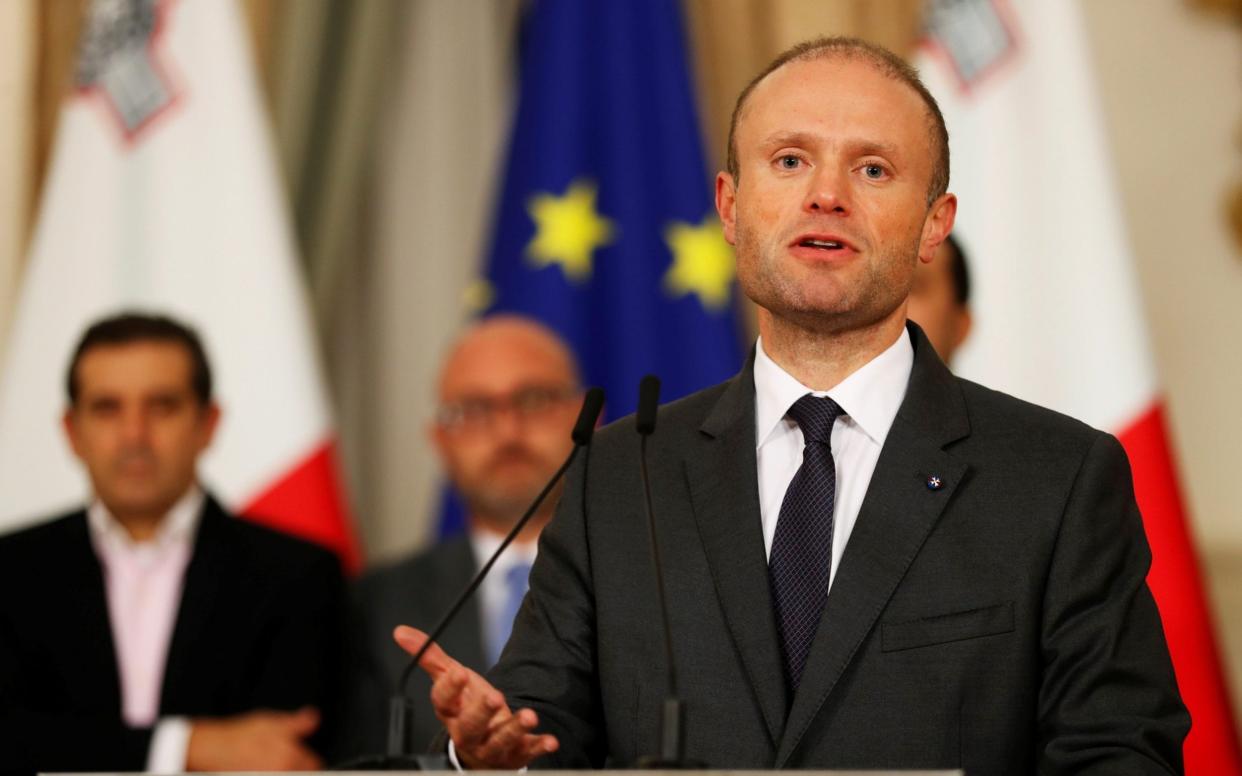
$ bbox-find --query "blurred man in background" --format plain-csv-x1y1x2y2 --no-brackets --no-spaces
0,312,344,772
338,315,582,759
906,233,972,364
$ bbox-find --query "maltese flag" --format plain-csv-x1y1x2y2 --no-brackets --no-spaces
0,0,359,571
917,0,1240,770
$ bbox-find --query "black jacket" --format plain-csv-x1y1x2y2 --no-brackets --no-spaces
0,495,345,772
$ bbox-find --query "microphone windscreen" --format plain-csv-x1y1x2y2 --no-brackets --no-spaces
636,374,661,436
572,387,606,445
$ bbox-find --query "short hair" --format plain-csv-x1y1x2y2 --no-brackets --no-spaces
943,233,971,306
725,36,950,205
67,312,213,405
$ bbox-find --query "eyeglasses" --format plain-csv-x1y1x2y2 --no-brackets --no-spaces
436,385,579,433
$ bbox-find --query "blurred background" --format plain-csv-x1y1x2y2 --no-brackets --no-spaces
0,0,1239,756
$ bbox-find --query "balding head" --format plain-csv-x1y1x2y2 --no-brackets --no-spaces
432,315,582,536
437,316,580,402
726,36,949,205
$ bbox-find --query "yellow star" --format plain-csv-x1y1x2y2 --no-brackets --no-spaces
461,278,495,315
525,180,616,281
663,216,735,310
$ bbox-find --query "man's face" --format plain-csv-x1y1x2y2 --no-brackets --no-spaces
64,341,218,521
907,240,972,364
432,325,580,530
717,55,955,334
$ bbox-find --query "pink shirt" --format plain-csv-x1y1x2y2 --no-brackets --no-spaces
88,486,202,769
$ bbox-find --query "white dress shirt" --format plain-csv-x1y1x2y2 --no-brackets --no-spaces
88,486,203,773
754,330,913,590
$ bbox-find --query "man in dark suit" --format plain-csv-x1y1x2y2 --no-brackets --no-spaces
338,316,582,759
397,37,1189,773
0,312,344,772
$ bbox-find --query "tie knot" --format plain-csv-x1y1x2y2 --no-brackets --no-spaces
787,394,844,444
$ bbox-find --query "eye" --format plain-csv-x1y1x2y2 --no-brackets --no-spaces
777,155,802,170
861,163,887,180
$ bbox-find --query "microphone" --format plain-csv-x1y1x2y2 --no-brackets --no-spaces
340,387,605,770
633,375,704,769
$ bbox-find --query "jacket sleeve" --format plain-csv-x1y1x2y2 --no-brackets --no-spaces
245,546,347,759
1038,431,1190,773
488,448,608,768
0,603,153,771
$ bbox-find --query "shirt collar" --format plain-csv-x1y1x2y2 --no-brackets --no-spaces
87,484,205,554
468,525,538,572
754,328,914,448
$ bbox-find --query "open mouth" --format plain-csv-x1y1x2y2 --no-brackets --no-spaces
791,233,856,257
798,238,845,250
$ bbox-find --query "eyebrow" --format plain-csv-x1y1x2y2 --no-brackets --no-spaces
760,132,901,159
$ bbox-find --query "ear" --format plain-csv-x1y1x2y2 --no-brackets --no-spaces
429,417,449,461
919,192,957,263
715,171,739,246
196,402,222,451
63,408,84,459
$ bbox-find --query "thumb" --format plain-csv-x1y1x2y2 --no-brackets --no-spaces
394,625,456,677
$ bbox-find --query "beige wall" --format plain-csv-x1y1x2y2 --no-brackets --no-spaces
0,0,34,361
1082,0,1242,716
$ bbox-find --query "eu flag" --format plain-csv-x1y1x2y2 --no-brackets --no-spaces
439,0,745,537
483,0,743,414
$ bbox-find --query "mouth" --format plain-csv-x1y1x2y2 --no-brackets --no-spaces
789,233,858,260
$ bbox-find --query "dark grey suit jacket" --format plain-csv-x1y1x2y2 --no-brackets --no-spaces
492,323,1188,774
338,535,488,760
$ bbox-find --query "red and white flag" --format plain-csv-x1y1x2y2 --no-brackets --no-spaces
918,0,1240,770
0,0,360,571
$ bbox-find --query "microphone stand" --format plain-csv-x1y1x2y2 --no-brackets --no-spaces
335,388,605,770
634,375,705,769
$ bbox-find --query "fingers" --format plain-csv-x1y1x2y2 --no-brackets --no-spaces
282,706,320,737
457,706,560,770
395,624,557,769
436,670,504,744
429,667,470,718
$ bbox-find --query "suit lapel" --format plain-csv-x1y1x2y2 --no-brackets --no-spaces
775,324,972,766
63,512,126,712
433,537,488,672
161,496,226,711
686,353,789,747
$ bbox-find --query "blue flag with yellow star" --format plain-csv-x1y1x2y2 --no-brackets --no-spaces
484,0,742,414
438,0,745,537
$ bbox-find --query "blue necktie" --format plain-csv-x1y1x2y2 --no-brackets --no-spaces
490,560,532,666
769,394,845,693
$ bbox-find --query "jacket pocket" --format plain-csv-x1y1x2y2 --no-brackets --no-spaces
881,601,1015,652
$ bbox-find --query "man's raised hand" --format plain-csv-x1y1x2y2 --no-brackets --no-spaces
394,625,559,769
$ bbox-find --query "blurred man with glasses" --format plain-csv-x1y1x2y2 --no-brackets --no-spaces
338,315,582,759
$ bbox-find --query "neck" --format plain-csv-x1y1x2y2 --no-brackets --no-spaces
110,509,167,542
758,308,907,391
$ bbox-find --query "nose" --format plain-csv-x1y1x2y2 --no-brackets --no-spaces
490,404,524,443
802,164,850,216
119,407,151,446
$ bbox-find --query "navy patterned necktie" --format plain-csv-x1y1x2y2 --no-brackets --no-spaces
769,393,845,694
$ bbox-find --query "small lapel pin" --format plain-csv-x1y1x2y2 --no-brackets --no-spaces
926,475,943,491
